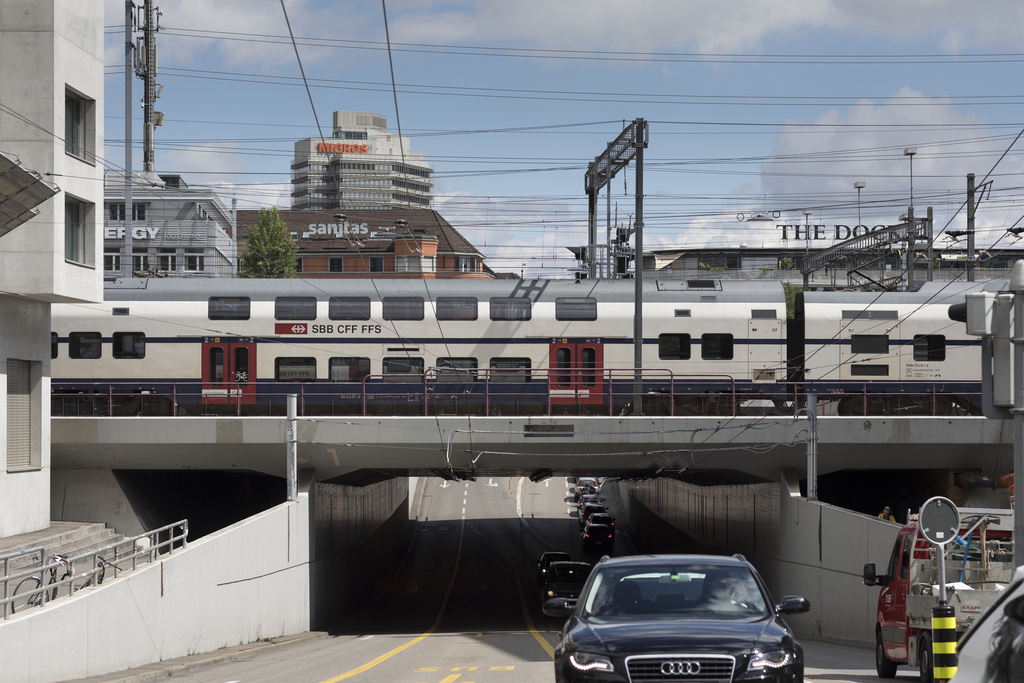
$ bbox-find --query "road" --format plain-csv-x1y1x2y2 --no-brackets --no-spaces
114,476,884,683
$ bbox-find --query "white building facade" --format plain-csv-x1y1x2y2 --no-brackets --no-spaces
0,0,104,536
291,111,433,211
104,172,237,279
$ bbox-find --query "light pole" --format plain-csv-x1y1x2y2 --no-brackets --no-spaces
904,147,917,209
854,181,865,228
904,148,918,290
803,209,813,254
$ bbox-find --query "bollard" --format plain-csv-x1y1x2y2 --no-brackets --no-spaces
931,602,957,682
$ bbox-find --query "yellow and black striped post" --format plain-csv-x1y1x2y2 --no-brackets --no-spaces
931,603,957,682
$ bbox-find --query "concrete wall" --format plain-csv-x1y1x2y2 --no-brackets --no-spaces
0,296,51,535
625,470,899,643
49,468,147,538
0,477,313,683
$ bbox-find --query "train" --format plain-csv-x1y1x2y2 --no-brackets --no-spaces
48,277,1001,418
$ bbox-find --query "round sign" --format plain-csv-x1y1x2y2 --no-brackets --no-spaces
918,496,961,545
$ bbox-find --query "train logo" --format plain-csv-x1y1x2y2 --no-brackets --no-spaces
275,323,308,335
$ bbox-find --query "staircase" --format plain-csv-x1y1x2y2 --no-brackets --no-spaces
1,521,124,572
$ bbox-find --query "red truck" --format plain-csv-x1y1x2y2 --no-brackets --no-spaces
863,508,1014,683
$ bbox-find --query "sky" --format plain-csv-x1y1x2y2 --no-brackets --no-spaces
99,0,1024,277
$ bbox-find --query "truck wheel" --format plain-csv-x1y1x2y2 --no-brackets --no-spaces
876,632,898,678
919,634,933,683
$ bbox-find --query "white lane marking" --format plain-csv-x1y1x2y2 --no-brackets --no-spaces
545,480,549,487
462,508,466,514
357,635,374,640
516,476,524,518
487,478,498,486
463,499,467,505
440,481,450,489
465,482,469,488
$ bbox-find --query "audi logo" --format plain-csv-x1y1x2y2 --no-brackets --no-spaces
661,660,701,676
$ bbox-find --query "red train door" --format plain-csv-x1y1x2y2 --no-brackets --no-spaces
548,339,604,405
201,337,257,405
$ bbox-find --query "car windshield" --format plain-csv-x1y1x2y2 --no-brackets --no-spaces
550,564,590,583
582,563,769,620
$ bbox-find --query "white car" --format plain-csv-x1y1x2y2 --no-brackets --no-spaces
951,565,1024,683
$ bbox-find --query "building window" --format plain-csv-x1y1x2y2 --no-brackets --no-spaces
158,248,177,272
659,334,691,360
851,335,889,354
329,297,371,320
329,357,371,382
555,298,598,321
108,203,146,221
701,333,734,360
69,332,102,359
104,248,121,272
329,257,344,273
489,298,531,321
383,357,424,382
185,248,205,272
132,254,150,272
112,332,146,359
436,297,478,321
275,357,317,381
382,297,424,321
913,335,946,361
295,257,303,273
7,359,40,471
698,255,741,270
275,296,317,321
51,333,58,359
209,297,251,320
370,257,384,272
489,357,531,383
65,198,94,265
65,89,94,162
454,257,477,273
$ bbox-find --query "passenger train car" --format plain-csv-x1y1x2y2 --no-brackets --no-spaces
49,277,1000,417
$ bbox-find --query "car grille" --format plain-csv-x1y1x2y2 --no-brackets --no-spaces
625,654,735,683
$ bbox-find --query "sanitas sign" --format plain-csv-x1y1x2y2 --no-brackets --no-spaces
308,221,369,236
318,142,369,154
778,224,890,240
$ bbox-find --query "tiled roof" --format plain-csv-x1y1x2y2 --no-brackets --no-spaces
235,208,482,256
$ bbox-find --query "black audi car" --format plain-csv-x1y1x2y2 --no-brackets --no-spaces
543,554,810,683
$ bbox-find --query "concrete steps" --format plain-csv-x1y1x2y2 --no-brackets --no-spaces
2,522,124,572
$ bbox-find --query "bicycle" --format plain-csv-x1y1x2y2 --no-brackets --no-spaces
11,554,117,613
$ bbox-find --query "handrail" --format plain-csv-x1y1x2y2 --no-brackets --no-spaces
0,519,187,619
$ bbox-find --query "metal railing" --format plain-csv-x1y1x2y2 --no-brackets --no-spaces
51,371,983,419
1,520,188,620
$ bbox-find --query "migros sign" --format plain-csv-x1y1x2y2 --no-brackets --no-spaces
318,142,369,154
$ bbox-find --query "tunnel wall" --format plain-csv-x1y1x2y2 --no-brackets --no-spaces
308,476,409,629
623,470,898,643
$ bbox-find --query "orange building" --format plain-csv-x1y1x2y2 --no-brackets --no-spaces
235,208,491,279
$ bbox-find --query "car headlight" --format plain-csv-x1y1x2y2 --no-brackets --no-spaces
569,652,614,672
748,649,795,670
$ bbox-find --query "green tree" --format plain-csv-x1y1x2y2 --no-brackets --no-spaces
239,207,297,278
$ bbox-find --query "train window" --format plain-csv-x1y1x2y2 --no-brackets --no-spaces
436,297,478,321
701,334,734,360
851,334,889,354
209,297,250,320
275,357,317,382
913,335,946,361
382,297,424,321
490,298,531,321
555,298,597,321
112,332,146,359
674,309,691,318
581,347,597,387
69,332,102,359
436,357,478,382
489,357,531,382
210,347,224,383
329,297,371,321
842,310,899,320
51,332,58,359
751,309,777,319
659,334,691,360
329,357,370,382
383,357,424,382
275,297,317,321
234,347,249,384
555,347,572,386
851,364,889,376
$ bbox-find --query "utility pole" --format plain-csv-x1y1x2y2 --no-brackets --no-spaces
123,0,133,279
967,174,976,282
633,118,646,415
139,0,161,172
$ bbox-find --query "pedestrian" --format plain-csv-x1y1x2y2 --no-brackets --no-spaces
877,505,896,522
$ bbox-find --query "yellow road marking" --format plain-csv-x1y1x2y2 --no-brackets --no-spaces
317,517,466,682
513,566,555,658
439,676,462,683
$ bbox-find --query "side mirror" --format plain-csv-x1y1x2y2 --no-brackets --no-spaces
777,596,811,614
543,597,574,618
863,563,877,586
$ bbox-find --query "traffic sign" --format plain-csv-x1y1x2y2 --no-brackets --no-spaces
918,496,960,545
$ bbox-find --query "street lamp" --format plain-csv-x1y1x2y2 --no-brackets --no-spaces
803,209,813,254
904,148,917,209
854,181,866,228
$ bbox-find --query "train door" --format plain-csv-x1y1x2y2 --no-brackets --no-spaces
548,339,604,405
840,319,898,381
747,316,783,382
201,337,257,405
